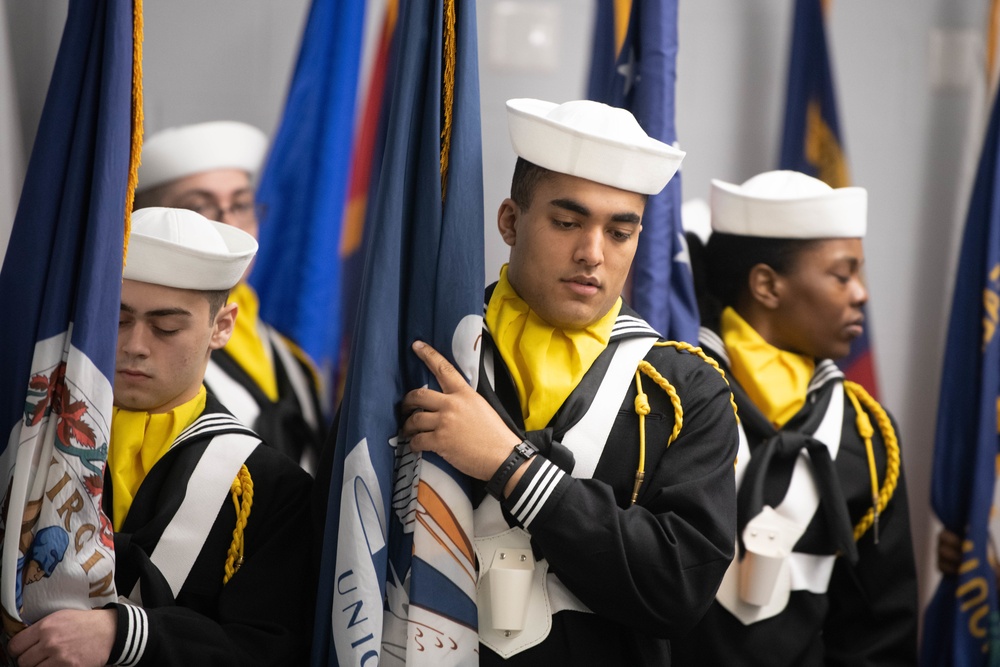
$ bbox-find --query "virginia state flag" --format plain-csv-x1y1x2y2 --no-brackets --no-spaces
779,0,879,397
250,0,366,384
0,0,137,635
921,86,1000,667
313,1,483,664
586,0,699,344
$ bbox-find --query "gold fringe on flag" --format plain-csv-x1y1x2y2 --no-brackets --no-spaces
989,0,1000,94
440,0,456,201
124,0,144,270
613,0,632,57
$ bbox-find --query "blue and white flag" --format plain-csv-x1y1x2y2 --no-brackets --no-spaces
0,0,135,634
312,1,483,664
921,84,1000,666
587,0,698,343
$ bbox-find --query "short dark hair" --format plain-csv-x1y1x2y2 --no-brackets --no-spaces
203,289,231,322
510,157,552,209
510,157,649,209
695,232,821,327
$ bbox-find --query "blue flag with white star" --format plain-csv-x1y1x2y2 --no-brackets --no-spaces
587,0,698,343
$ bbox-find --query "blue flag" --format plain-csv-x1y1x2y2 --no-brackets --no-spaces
586,0,699,343
921,86,1000,667
250,0,366,385
779,0,880,397
0,0,133,629
312,1,484,664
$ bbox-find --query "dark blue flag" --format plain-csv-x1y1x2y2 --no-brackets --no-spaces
587,0,699,343
312,1,483,664
779,0,880,397
250,0,366,385
921,86,1000,667
0,0,134,627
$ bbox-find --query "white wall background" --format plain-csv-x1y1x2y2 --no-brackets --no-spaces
4,0,992,617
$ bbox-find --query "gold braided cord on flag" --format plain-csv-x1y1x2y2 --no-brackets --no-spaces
123,0,144,269
439,0,456,200
844,381,899,542
224,465,254,584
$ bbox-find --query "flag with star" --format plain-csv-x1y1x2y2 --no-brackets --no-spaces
586,0,698,343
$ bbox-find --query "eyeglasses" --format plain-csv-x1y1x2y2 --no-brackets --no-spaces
182,200,268,224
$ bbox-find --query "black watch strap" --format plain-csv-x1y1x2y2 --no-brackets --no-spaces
486,440,537,500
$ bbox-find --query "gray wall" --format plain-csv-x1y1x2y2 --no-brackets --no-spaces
5,0,990,612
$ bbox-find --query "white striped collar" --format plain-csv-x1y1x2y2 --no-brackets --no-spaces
172,410,257,449
699,326,844,395
479,307,661,342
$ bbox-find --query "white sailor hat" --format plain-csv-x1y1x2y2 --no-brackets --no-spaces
124,207,258,290
710,170,867,239
137,120,268,191
505,98,685,196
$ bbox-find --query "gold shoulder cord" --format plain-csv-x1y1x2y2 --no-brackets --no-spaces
843,381,900,544
224,465,254,584
629,341,740,505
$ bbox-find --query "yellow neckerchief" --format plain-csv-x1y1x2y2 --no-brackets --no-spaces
109,386,207,530
485,265,621,431
226,283,278,401
721,306,814,429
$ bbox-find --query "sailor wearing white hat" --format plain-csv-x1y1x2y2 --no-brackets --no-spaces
672,171,918,666
395,99,740,665
136,121,326,473
8,207,315,666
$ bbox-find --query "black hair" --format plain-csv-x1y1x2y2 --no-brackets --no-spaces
510,157,553,209
203,289,231,322
693,232,821,329
510,156,650,209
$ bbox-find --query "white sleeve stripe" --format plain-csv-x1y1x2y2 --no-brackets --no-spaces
512,462,564,528
116,604,148,666
509,459,553,515
521,466,563,528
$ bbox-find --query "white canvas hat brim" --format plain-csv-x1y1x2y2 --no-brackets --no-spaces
137,121,268,192
710,172,867,238
124,208,258,290
506,98,685,196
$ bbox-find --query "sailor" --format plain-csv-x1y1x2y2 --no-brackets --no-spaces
671,171,918,665
7,207,314,665
400,99,740,664
135,121,326,472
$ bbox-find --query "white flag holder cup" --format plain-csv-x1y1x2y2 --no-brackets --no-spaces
487,547,535,633
739,506,800,607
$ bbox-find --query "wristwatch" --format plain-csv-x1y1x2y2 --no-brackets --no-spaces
485,440,537,500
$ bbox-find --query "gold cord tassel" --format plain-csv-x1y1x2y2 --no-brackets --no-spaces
844,381,900,543
224,465,254,584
